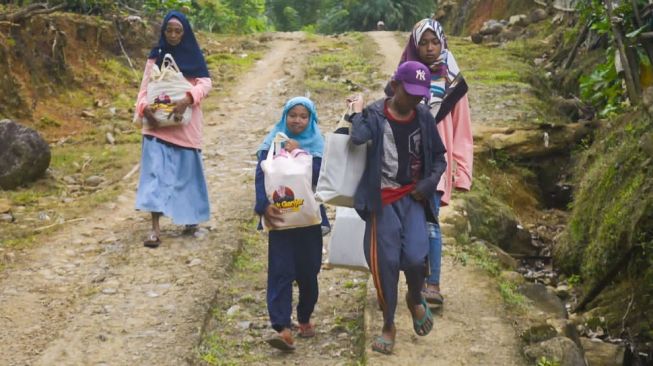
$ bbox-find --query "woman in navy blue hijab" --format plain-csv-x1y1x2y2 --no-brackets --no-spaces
135,10,213,248
149,10,209,78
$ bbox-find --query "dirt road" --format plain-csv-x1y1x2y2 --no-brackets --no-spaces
362,32,526,365
0,34,306,365
0,31,526,365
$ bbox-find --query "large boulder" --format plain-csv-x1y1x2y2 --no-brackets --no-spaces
519,283,568,319
479,20,505,36
0,120,51,189
461,194,538,256
524,337,586,366
580,337,625,366
530,8,548,23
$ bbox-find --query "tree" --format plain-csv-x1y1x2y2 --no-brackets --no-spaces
266,0,321,31
316,0,435,34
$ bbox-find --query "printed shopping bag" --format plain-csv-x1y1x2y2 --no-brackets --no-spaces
315,108,366,207
137,53,193,128
261,132,322,230
327,207,368,272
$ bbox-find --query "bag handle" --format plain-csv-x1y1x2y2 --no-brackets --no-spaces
162,53,182,73
153,53,182,81
265,132,289,161
335,103,354,131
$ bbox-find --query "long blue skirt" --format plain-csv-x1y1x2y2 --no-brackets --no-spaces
135,136,210,225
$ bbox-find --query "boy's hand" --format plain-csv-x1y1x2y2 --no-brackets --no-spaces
346,94,364,113
284,139,299,152
143,106,159,129
410,189,425,201
263,205,284,228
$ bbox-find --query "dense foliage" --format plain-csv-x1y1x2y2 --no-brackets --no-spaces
267,0,437,33
1,0,436,33
555,111,653,341
322,0,436,33
577,0,653,116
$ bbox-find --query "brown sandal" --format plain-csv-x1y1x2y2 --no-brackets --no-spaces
298,322,316,338
266,329,295,352
422,287,444,305
143,233,161,248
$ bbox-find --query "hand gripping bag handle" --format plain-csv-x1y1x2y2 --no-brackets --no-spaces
265,132,290,162
335,103,354,132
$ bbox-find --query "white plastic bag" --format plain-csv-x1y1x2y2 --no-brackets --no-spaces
327,207,369,271
315,109,366,207
140,53,193,128
261,132,322,230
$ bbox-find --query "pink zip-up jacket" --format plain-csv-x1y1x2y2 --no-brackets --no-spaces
435,94,473,206
135,58,212,149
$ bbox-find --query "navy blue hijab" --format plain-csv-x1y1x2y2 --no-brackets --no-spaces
148,11,210,78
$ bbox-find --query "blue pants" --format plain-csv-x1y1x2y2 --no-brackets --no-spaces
364,195,429,328
426,192,443,285
267,225,323,332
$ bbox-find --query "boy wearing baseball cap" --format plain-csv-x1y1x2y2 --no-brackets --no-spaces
347,61,447,354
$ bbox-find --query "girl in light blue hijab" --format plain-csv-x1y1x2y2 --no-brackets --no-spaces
257,96,324,158
253,96,328,351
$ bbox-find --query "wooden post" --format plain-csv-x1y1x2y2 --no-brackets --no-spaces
564,21,591,70
605,0,641,103
631,0,653,74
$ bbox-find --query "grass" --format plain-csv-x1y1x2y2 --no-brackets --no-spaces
302,32,382,99
197,219,267,365
499,281,528,311
0,31,268,255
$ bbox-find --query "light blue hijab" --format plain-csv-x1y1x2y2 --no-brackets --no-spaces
258,97,324,158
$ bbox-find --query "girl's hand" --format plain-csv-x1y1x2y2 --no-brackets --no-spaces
263,205,284,228
346,94,364,113
284,139,300,153
143,106,159,129
169,95,193,122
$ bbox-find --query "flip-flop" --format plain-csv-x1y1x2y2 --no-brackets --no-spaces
422,287,445,305
265,332,295,352
143,233,161,248
371,335,394,355
406,293,434,336
182,224,198,235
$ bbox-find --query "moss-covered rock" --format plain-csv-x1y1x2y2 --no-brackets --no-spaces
555,111,653,343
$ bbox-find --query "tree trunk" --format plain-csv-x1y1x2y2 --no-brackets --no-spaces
631,0,653,75
605,0,641,103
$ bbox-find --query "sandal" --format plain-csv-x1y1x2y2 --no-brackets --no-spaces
406,293,434,336
182,224,198,235
371,335,394,355
265,329,295,352
422,287,445,305
143,233,161,248
298,322,316,338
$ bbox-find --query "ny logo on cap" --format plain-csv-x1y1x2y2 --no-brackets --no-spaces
416,70,426,81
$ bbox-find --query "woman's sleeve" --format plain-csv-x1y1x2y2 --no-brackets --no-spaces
254,151,269,216
451,94,473,191
135,59,156,117
188,77,212,106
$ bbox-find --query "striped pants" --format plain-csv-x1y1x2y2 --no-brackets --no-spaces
364,195,429,328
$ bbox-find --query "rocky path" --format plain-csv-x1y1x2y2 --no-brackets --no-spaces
0,34,307,366
0,31,528,366
362,31,526,365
